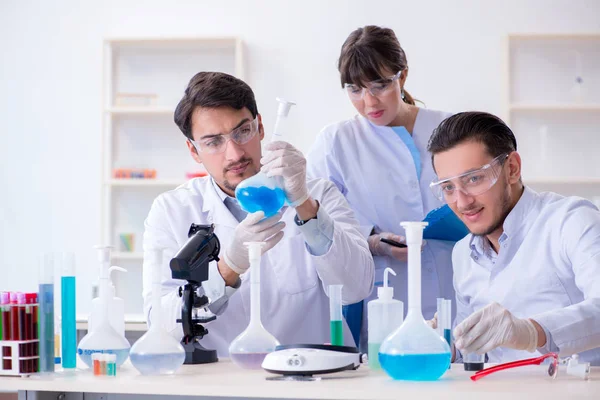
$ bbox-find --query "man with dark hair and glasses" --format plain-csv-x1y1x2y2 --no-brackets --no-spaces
141,72,374,357
427,111,600,365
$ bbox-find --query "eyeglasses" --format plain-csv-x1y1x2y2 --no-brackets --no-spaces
189,117,259,155
429,153,509,203
471,353,559,381
344,70,403,101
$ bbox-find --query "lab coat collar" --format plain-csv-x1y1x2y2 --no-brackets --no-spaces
469,186,539,263
199,177,239,229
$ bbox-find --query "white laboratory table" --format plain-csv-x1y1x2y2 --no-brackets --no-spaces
0,360,598,400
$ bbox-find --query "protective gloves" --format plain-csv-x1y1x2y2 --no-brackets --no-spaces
367,233,409,262
260,141,310,207
454,302,538,355
223,211,285,275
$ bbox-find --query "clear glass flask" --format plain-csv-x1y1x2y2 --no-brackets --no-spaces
130,248,185,375
77,246,130,368
235,98,296,217
229,242,280,369
379,222,451,381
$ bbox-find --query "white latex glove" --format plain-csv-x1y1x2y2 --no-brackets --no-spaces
367,233,409,262
426,312,438,330
454,302,538,355
260,141,310,207
223,211,285,275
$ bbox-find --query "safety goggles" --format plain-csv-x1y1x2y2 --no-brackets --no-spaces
429,153,509,203
189,117,259,155
344,70,402,101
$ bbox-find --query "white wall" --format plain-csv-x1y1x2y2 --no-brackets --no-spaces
1,0,599,313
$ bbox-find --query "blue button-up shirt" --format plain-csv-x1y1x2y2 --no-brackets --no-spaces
452,187,600,365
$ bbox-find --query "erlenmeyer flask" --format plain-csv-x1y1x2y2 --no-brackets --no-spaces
229,242,280,369
235,98,296,217
379,222,451,381
130,249,185,375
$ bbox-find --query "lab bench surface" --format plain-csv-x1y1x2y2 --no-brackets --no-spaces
0,360,598,400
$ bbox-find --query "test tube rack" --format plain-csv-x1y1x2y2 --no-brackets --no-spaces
1,339,39,376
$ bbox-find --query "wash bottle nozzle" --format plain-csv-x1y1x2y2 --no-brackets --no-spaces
377,268,397,300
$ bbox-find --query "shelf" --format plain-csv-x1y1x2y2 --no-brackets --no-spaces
112,252,143,260
106,107,175,115
510,104,600,112
76,314,147,332
106,179,186,187
525,178,600,184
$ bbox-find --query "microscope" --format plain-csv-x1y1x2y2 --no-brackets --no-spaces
170,223,221,364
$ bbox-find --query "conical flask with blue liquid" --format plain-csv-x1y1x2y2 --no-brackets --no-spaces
235,98,296,217
379,222,451,381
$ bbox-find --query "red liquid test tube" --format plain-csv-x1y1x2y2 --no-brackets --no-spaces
1,292,9,360
10,292,18,343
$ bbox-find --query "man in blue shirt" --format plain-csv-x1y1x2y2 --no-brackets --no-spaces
427,111,600,364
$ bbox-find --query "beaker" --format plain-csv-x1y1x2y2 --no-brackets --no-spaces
130,248,185,375
329,285,343,346
235,98,296,217
229,242,280,369
379,222,451,381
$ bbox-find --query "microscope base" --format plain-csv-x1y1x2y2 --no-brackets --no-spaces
183,341,218,364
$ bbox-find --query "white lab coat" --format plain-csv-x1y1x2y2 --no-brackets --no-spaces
306,109,456,349
142,176,374,357
453,187,600,365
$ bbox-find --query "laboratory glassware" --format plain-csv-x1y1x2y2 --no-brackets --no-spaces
229,242,280,369
39,254,55,373
368,268,403,370
379,222,451,381
235,98,296,217
77,246,130,368
329,284,344,346
130,248,185,375
61,253,77,369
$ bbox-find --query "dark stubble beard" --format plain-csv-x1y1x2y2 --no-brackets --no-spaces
222,157,257,193
477,180,512,237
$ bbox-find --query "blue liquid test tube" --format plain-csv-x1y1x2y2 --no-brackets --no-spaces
39,254,55,373
61,253,77,369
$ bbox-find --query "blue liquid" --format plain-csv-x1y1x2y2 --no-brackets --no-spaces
61,276,77,369
443,329,452,370
236,186,286,217
130,352,185,375
39,283,55,373
379,353,451,381
77,348,130,368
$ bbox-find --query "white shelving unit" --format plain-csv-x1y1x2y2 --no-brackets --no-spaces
505,34,600,205
101,37,244,322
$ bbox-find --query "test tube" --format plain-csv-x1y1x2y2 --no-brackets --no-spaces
328,284,343,346
436,298,443,336
10,292,19,342
443,299,452,370
39,254,55,373
61,253,76,369
1,292,10,365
